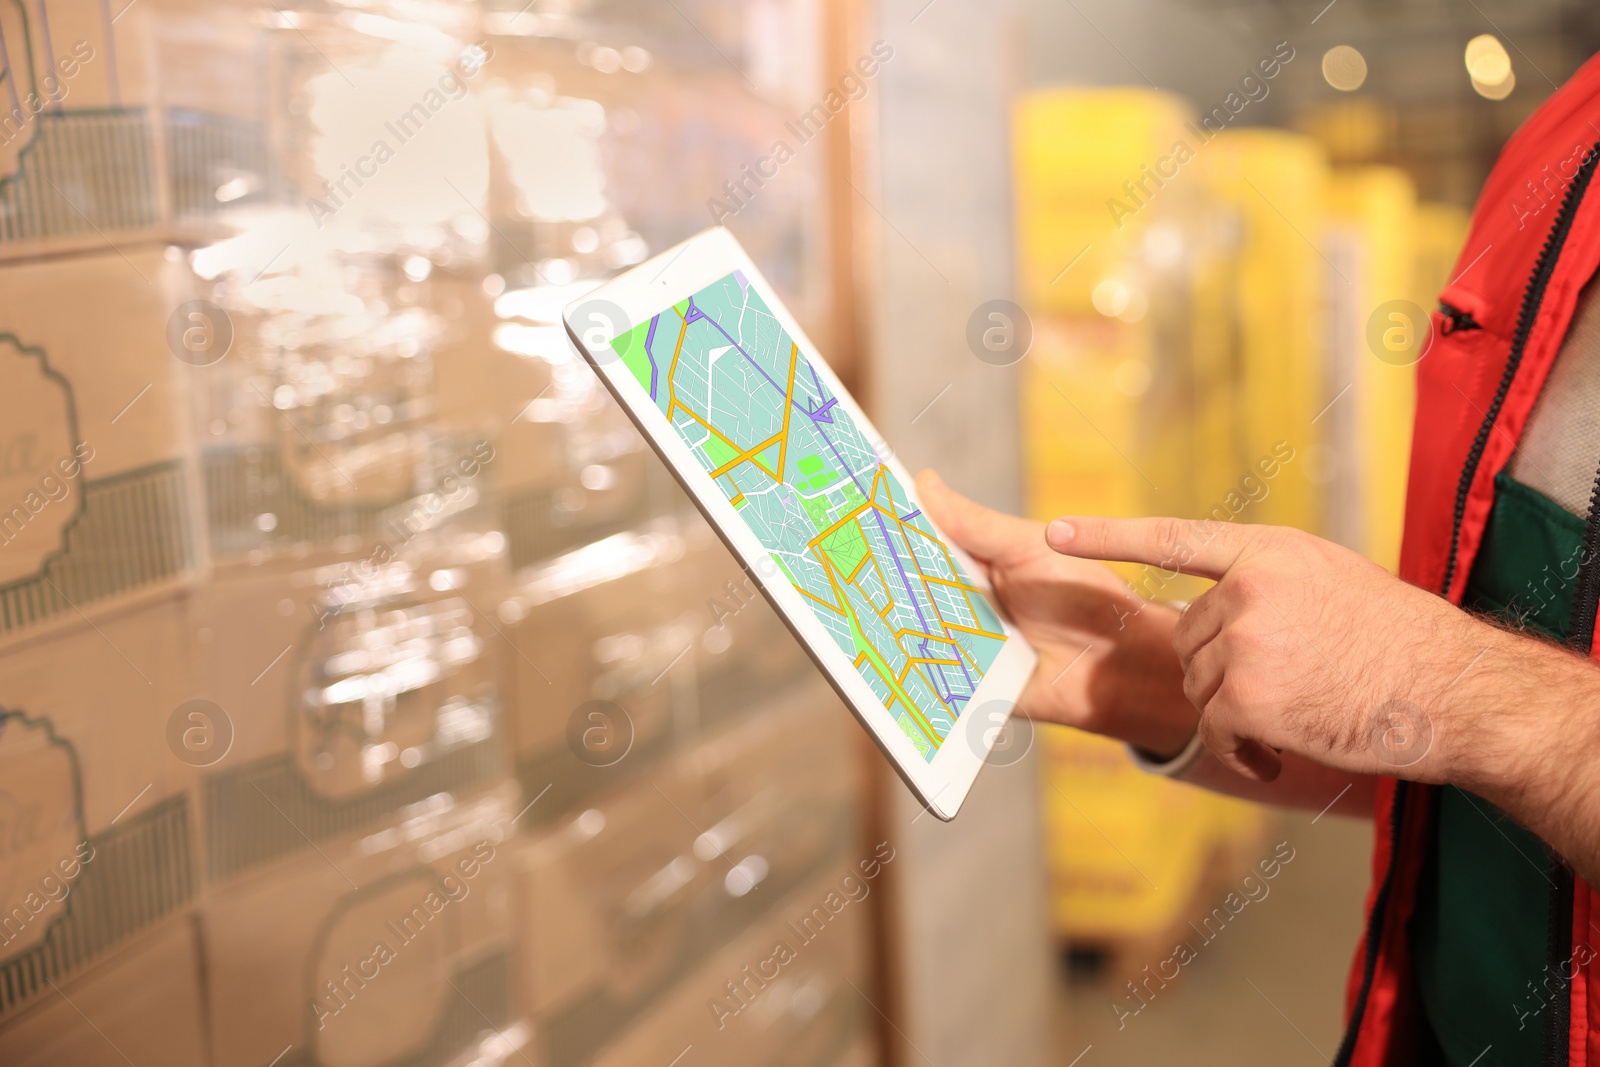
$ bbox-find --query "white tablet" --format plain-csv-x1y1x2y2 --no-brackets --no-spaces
563,227,1036,820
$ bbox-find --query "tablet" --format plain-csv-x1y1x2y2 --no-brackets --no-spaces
563,227,1036,820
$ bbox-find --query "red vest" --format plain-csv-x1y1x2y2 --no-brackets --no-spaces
1338,51,1600,1066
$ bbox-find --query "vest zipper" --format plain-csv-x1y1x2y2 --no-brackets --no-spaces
1542,862,1576,1067
1439,143,1600,600
1331,782,1409,1067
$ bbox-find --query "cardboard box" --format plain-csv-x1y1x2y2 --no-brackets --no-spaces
514,697,863,1067
687,690,859,949
585,865,873,1067
192,529,514,883
189,274,474,561
0,250,199,646
513,759,707,1051
0,593,197,1020
500,522,701,820
0,0,160,256
0,912,208,1067
204,784,519,1067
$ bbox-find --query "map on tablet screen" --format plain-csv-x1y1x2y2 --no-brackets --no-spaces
609,270,1008,761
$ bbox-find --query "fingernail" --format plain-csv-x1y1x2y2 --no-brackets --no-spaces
922,470,944,491
1045,519,1074,548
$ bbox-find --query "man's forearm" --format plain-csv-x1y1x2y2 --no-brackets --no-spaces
1184,752,1378,818
1439,622,1600,886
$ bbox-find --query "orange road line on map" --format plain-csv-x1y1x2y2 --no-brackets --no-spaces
796,583,845,614
808,500,871,547
944,621,1007,640
710,430,785,478
821,550,941,743
893,519,989,626
674,402,749,457
729,492,745,507
777,343,797,480
902,659,960,684
854,651,868,668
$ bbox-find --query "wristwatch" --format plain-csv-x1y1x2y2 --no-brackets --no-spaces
1125,729,1205,777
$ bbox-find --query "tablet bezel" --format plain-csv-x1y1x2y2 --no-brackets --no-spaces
563,226,1036,820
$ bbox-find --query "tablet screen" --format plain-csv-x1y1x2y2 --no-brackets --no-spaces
609,270,1008,762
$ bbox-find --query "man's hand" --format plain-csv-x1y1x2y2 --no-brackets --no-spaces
1044,513,1522,783
916,472,1197,757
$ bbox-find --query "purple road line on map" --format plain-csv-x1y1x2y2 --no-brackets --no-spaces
689,297,803,411
808,397,838,423
644,315,660,401
901,509,921,522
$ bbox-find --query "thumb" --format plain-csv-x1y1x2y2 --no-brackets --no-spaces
915,469,1043,567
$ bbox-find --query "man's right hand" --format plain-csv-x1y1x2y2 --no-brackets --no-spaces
916,470,1198,759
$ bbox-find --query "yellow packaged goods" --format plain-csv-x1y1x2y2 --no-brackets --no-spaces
0,251,198,643
202,786,518,1067
0,595,195,1020
1323,166,1422,571
1013,88,1314,950
1193,128,1327,533
1012,88,1196,318
1039,728,1266,942
0,914,208,1067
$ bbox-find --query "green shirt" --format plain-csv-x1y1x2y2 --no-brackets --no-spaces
1412,472,1579,1065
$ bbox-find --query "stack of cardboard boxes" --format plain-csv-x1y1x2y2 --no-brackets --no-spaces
0,2,878,1066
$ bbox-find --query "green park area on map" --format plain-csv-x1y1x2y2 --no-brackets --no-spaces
610,271,1007,761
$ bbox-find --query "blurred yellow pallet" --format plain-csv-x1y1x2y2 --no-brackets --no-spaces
1039,727,1267,940
1015,92,1325,947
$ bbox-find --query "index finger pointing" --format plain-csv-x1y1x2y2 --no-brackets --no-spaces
1044,515,1258,581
